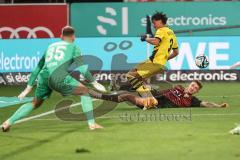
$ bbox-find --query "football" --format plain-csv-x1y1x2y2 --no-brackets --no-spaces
195,55,209,68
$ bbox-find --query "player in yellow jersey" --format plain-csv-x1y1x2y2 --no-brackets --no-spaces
112,12,179,108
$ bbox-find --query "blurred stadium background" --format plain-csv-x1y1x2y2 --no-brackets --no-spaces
0,0,240,160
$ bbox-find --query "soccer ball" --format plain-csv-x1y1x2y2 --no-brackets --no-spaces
195,55,209,68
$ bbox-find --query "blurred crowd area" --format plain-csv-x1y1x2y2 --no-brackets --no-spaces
1,0,240,3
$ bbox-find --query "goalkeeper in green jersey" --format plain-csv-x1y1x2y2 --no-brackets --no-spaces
1,26,106,132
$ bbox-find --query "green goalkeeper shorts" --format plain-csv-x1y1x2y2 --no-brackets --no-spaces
35,75,80,99
35,75,53,100
48,75,80,96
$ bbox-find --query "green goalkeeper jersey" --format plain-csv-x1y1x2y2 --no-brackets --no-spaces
27,41,85,86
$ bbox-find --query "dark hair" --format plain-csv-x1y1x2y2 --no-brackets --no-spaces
151,12,168,24
62,26,75,36
193,80,203,89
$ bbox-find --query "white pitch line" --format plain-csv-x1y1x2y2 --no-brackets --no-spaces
5,94,240,125
15,103,81,124
15,99,98,124
15,112,240,122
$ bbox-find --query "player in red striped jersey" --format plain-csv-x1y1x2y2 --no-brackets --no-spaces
100,80,228,109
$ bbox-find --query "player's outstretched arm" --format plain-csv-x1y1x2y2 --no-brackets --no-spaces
27,53,45,87
230,61,240,69
145,37,160,45
18,53,46,100
140,33,160,45
200,101,229,108
73,46,106,93
76,65,106,93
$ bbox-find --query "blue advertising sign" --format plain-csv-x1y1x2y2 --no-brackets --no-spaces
0,36,239,72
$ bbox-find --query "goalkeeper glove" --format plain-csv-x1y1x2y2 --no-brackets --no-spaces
140,34,153,41
91,81,107,93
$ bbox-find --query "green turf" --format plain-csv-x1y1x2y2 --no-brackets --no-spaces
0,82,240,160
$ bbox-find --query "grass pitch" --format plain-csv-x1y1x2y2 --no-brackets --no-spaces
0,82,240,160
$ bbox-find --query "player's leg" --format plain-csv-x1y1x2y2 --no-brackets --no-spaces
125,68,143,91
59,76,103,130
1,98,45,132
80,95,103,130
101,92,158,109
111,60,165,94
122,60,161,106
1,81,52,132
70,80,102,100
119,93,158,109
109,62,149,92
73,88,103,130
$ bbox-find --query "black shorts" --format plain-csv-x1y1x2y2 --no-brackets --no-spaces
155,95,177,108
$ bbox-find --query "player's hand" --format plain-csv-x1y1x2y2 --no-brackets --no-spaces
18,85,33,101
140,34,148,41
220,103,229,108
140,34,153,41
91,81,107,93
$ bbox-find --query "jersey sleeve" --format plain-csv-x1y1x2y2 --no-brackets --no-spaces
172,34,178,49
190,96,202,107
71,45,84,71
154,28,164,41
72,45,95,83
27,52,45,86
73,46,84,66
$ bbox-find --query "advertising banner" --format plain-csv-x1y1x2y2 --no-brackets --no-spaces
71,2,240,37
0,4,68,39
0,36,239,73
0,70,239,85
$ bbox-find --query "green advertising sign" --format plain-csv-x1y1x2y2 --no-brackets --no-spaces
71,2,240,36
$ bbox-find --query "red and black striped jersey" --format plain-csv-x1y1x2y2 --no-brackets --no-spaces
162,85,198,107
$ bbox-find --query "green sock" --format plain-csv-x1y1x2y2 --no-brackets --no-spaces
8,102,34,125
77,65,95,83
81,95,95,125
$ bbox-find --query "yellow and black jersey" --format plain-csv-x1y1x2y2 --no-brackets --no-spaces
149,26,178,65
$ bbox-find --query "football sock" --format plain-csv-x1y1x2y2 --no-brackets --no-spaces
101,93,119,102
118,82,132,91
81,94,95,125
126,73,154,98
88,89,102,99
8,102,34,125
126,74,144,90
